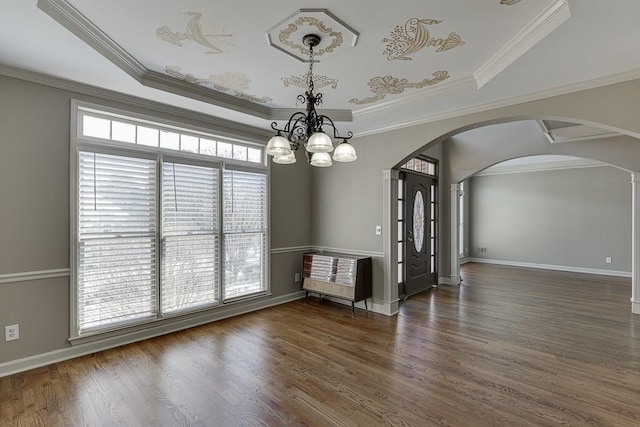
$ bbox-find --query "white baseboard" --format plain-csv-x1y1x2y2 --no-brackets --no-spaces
632,298,640,315
0,291,305,378
307,294,398,316
466,258,632,278
439,276,462,285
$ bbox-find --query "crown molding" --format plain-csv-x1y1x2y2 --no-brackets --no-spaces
354,67,640,138
37,0,354,124
536,120,619,143
140,70,273,120
0,64,272,142
37,0,146,79
475,158,605,176
37,0,271,118
353,0,570,120
352,76,476,118
474,0,570,89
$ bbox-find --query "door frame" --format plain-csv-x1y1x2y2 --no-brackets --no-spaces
397,156,438,299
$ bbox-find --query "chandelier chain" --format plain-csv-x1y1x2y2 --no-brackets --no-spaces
308,44,315,93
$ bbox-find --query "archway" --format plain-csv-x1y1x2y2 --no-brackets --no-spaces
382,118,640,316
462,153,631,279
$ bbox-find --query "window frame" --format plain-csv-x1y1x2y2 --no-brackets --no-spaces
70,100,270,340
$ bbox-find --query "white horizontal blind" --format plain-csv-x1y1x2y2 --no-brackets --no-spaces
223,169,267,300
161,162,219,312
78,152,157,332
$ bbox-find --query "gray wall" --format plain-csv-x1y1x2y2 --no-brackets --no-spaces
311,79,640,306
0,75,311,366
4,71,640,370
469,166,632,272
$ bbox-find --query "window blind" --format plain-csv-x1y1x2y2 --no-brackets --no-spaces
222,169,267,300
161,162,219,312
78,152,157,332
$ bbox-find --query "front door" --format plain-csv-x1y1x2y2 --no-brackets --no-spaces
403,172,437,296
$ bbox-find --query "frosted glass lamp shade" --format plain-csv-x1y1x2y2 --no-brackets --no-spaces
273,152,296,164
266,135,292,156
332,141,357,162
310,152,332,167
306,131,333,153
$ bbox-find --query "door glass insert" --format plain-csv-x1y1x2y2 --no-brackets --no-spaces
413,190,425,252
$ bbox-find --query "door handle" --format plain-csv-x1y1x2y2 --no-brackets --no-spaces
407,230,413,242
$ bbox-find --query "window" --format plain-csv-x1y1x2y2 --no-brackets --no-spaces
79,107,264,164
401,157,437,176
223,170,267,300
161,162,219,313
72,102,268,337
77,152,157,330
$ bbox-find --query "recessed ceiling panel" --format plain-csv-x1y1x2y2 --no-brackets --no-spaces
25,0,581,131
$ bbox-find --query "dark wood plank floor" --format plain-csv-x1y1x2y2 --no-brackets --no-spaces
2,263,640,426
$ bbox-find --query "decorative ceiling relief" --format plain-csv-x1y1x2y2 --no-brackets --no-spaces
165,66,272,103
157,12,234,54
500,0,522,4
266,9,358,62
383,18,465,61
281,72,338,90
349,71,450,105
279,17,343,56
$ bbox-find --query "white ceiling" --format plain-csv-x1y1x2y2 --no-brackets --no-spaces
2,1,640,137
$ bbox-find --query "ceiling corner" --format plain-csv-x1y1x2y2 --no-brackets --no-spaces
473,0,571,89
37,0,146,78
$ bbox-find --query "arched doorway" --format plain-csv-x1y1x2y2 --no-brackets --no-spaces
383,118,640,315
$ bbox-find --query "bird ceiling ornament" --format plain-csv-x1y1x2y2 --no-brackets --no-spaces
265,34,356,167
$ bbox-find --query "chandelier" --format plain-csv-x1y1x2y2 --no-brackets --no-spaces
266,34,357,167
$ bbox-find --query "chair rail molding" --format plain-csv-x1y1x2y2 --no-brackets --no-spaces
0,268,70,285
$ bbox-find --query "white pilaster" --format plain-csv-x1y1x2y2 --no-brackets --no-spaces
631,173,640,314
382,169,400,316
449,183,462,285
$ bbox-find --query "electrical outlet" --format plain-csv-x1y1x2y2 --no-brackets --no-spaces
5,324,19,341
605,257,612,264
294,272,301,282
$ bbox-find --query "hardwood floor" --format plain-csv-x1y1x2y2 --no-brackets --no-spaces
2,263,640,426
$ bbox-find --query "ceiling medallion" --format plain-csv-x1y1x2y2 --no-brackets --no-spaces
266,9,358,62
282,72,338,90
383,18,465,61
349,71,450,105
165,66,272,103
157,11,234,54
280,17,343,56
266,34,356,167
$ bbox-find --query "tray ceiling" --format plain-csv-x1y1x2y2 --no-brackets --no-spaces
2,1,640,137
